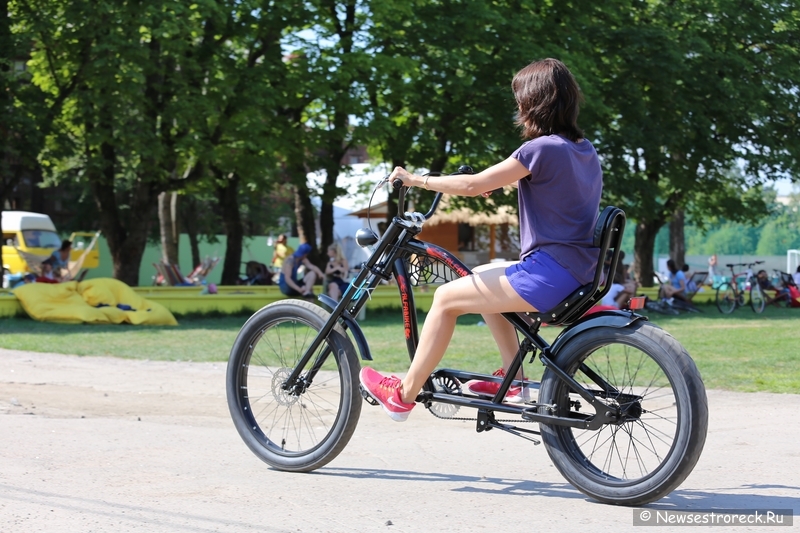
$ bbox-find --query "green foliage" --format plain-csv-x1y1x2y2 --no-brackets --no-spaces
5,0,800,283
668,188,800,255
588,0,799,278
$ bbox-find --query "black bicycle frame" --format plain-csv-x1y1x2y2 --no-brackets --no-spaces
283,194,639,432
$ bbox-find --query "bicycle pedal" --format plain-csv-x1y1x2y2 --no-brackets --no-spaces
359,384,379,406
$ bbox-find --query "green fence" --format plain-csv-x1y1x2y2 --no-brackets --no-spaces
83,234,302,287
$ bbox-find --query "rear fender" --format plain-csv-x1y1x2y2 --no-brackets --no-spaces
549,310,647,356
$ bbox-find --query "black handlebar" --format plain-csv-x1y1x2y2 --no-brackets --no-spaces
725,261,765,268
392,164,505,222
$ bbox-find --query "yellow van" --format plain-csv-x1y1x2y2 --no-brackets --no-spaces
2,211,100,277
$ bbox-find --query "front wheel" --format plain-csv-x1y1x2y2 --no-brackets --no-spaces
716,282,737,314
538,322,708,506
750,285,765,313
226,300,362,472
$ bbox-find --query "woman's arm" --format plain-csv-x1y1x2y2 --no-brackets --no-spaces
390,157,529,197
304,258,325,278
325,260,337,275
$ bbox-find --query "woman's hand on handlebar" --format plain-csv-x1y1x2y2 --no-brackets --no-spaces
389,166,417,188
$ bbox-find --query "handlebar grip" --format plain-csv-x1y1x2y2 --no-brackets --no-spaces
391,178,404,190
489,187,503,196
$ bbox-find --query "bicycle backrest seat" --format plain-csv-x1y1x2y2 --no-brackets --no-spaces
524,206,627,327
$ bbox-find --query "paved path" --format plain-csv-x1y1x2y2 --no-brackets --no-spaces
0,349,797,532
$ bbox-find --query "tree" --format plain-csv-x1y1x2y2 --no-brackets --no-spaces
18,0,215,284
590,0,800,286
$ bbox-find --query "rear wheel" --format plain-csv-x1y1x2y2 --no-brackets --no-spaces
715,283,737,314
538,322,708,506
226,300,361,472
749,285,765,313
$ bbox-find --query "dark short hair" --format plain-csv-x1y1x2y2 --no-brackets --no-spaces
512,58,584,142
667,259,677,273
60,239,72,251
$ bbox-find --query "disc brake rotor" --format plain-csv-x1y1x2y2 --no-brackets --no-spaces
271,368,301,407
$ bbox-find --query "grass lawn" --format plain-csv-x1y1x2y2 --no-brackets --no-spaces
1,304,798,393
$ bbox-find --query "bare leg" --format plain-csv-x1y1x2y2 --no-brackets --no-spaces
473,262,524,378
301,272,317,294
328,282,341,300
661,284,678,298
399,262,537,403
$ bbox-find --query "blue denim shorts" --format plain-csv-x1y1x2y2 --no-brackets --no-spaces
279,278,306,297
505,250,582,312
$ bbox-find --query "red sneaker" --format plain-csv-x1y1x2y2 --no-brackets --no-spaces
359,367,416,422
466,368,530,404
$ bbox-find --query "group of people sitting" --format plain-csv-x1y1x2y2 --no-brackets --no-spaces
598,254,697,311
32,240,73,284
272,236,351,300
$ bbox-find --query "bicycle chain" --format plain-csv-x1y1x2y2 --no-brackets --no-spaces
426,402,539,424
426,375,539,423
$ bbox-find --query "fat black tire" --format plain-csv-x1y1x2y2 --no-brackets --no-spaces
226,300,361,472
538,321,708,506
716,282,737,314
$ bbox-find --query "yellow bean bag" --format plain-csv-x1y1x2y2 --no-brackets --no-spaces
13,278,177,325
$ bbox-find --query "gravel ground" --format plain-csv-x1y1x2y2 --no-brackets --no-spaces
0,348,797,532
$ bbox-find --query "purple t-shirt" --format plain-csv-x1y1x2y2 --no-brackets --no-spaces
511,134,603,285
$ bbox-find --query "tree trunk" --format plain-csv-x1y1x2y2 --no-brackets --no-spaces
633,220,661,288
87,116,156,287
91,182,155,287
217,172,242,286
291,168,317,250
181,195,201,269
158,191,180,266
669,208,686,269
320,163,338,253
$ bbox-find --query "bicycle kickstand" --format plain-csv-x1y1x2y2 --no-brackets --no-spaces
476,410,541,445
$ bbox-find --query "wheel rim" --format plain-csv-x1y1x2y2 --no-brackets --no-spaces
236,317,345,456
717,285,736,314
556,341,680,485
750,288,765,313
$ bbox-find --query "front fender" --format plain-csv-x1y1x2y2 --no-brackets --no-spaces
549,310,647,355
318,294,373,361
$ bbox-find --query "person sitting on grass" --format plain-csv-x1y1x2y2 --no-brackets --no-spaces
682,264,699,295
756,269,790,305
325,243,350,301
600,250,638,309
49,240,72,278
278,243,323,298
35,257,61,284
659,259,686,302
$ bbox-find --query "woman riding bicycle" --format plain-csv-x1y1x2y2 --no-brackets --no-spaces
360,58,603,421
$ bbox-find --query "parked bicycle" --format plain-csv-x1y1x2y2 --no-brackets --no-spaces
226,167,708,506
715,261,765,314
